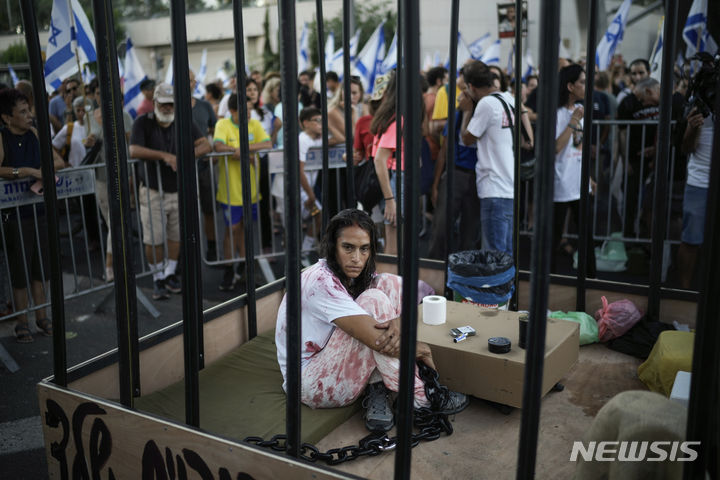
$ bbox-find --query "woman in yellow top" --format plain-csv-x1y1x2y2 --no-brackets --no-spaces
213,92,272,291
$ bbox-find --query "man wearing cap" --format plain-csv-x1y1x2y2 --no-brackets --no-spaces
136,79,156,117
129,83,211,300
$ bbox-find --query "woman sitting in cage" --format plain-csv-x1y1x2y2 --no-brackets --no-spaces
275,208,468,432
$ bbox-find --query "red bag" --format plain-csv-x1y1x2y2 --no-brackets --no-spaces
594,296,643,342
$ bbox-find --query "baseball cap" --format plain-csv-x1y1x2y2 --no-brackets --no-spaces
153,83,174,103
370,73,392,101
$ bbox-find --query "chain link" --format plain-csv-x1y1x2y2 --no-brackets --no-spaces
244,362,455,465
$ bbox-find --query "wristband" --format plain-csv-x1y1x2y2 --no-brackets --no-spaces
385,196,394,201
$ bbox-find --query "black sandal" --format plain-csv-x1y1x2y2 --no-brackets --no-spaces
15,325,34,343
36,318,53,337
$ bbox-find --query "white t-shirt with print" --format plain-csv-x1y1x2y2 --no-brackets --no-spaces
52,121,88,167
686,117,714,189
298,131,323,202
554,106,584,202
467,92,515,199
275,259,370,391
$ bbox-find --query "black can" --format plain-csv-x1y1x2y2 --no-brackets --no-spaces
518,314,529,349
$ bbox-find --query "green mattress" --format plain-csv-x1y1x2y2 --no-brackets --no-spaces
135,329,360,444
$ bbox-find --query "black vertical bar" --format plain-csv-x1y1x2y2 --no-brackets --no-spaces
516,0,559,477
169,0,202,427
510,0,523,311
647,0,678,320
577,0,599,313
19,0,67,388
232,0,257,340
684,80,720,480
278,0,302,458
90,0,140,403
342,0,354,207
443,0,459,300
394,0,420,477
315,0,330,232
395,0,403,274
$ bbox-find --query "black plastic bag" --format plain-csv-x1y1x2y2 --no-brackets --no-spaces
448,250,514,277
606,318,675,359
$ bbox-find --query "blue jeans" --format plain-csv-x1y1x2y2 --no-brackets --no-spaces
480,197,514,256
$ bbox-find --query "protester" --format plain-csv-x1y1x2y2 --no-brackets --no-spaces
460,61,515,256
298,70,321,109
552,64,597,275
129,83,211,300
275,208,468,430
296,107,325,253
205,82,223,116
327,76,364,145
51,97,96,168
136,78,156,117
617,58,650,104
326,71,340,99
48,77,80,133
0,88,66,342
260,77,282,121
213,93,271,291
248,78,281,147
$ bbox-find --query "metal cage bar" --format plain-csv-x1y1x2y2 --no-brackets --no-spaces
342,0,355,208
510,0,523,311
19,0,68,388
315,0,331,232
516,0,560,477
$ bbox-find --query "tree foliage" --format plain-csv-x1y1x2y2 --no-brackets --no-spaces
262,7,280,73
0,42,29,64
307,1,397,69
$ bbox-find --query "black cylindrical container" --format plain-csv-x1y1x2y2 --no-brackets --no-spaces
519,314,529,349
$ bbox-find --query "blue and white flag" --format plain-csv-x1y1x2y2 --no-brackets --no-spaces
480,40,501,66
507,44,515,75
325,31,335,71
123,37,147,118
82,63,95,84
194,48,208,98
649,17,664,81
44,0,97,92
164,55,173,85
8,65,19,86
596,0,633,70
353,22,385,92
328,30,361,76
522,50,536,81
379,32,397,75
469,33,492,60
298,23,310,73
444,32,472,72
683,0,718,58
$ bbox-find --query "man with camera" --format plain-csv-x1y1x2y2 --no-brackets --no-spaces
676,58,716,289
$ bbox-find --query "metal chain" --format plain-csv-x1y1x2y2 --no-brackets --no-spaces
244,362,455,465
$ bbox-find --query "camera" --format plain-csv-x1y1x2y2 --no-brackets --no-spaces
686,52,719,118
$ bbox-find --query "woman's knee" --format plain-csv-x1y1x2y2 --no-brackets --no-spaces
356,288,395,321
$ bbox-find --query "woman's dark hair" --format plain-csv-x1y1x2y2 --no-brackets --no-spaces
205,83,222,101
246,78,265,120
426,66,448,87
488,65,508,92
558,64,585,108
321,209,377,299
0,88,29,118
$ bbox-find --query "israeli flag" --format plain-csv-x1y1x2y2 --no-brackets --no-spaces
328,30,361,76
650,17,664,81
522,50,536,81
379,32,397,75
353,22,385,92
325,31,335,71
298,23,310,73
683,0,718,57
480,40,501,66
469,33,492,60
164,55,173,85
8,65,19,86
595,0,633,70
123,38,147,119
445,32,472,72
194,48,208,98
82,64,95,85
44,0,97,92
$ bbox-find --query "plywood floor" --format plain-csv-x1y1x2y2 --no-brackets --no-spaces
315,342,648,479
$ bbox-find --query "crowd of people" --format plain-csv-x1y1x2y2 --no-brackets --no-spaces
0,49,715,345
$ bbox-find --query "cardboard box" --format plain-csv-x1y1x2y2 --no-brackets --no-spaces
417,301,579,408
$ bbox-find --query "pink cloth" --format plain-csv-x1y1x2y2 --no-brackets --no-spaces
301,273,430,409
371,120,405,170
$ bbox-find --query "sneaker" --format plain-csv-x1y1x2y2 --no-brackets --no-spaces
152,279,170,300
165,274,182,294
218,266,239,291
362,382,394,432
438,390,470,415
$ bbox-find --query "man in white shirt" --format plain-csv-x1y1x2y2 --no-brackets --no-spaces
460,61,515,256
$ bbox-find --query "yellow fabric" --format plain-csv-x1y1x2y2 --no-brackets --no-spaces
431,84,462,120
214,118,269,205
637,331,694,396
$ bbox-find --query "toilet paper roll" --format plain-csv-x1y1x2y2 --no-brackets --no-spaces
422,295,447,325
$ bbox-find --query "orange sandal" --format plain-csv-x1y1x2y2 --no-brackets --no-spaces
36,318,53,337
15,325,34,343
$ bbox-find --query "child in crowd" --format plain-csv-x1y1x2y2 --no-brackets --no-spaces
213,93,272,291
298,107,324,253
